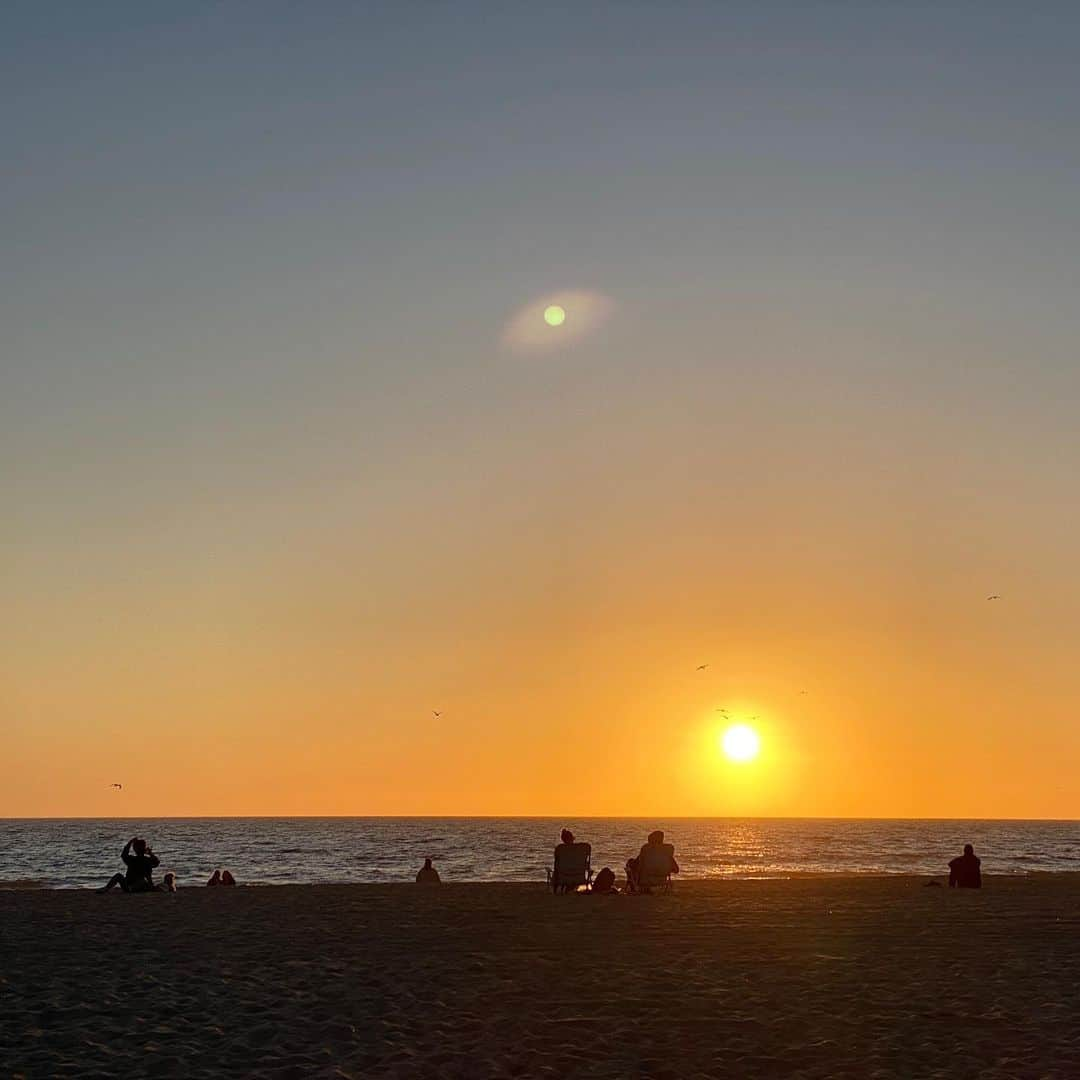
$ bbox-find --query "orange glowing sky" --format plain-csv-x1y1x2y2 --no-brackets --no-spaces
4,5,1080,818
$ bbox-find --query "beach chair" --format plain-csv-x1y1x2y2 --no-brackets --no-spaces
635,843,676,893
546,842,593,893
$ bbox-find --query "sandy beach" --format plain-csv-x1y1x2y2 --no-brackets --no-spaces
2,876,1079,1078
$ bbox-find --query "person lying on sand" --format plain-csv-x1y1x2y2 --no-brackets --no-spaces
415,858,441,884
625,830,679,893
207,869,237,886
99,837,160,893
949,844,982,888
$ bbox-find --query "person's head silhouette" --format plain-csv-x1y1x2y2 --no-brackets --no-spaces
648,830,665,845
423,858,434,870
132,838,147,856
560,829,574,845
964,844,974,856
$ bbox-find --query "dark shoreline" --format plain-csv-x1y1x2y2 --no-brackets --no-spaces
6,871,1080,891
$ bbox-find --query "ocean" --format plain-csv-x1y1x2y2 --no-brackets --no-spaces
2,818,1079,889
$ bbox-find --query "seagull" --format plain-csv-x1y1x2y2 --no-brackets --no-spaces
432,710,442,719
109,783,122,790
696,664,709,671
798,690,808,695
987,595,1001,601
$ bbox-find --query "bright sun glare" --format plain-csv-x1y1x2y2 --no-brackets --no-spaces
721,724,761,763
543,304,566,327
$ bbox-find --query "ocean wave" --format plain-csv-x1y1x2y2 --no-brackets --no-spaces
4,818,1080,888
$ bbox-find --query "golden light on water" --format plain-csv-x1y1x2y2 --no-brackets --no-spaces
544,305,566,327
721,724,761,763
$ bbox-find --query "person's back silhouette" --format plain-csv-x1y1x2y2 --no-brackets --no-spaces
550,829,593,893
626,830,679,892
948,843,982,888
416,858,441,884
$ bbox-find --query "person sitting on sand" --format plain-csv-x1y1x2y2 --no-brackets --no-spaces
592,866,617,894
948,844,982,888
207,869,237,886
625,830,679,893
416,858,441,884
99,837,160,893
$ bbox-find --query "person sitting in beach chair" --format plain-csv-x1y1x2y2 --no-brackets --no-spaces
625,830,679,893
99,837,160,893
546,829,593,893
416,858,441,884
948,844,982,888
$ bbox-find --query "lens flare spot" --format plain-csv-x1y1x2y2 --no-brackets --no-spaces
501,290,613,352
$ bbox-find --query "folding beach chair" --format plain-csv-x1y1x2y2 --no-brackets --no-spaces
635,843,676,893
546,842,593,893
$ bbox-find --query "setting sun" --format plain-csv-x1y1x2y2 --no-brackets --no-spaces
721,724,761,763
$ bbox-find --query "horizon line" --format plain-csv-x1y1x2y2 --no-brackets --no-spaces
3,813,1079,823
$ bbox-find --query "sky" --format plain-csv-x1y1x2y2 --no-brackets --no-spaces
4,2,1080,818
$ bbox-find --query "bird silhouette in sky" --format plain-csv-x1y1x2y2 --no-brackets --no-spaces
798,690,808,695
987,595,1001,600
432,710,442,719
696,664,709,671
109,783,122,790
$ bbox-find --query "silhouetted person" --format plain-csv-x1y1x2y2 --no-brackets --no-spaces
551,828,581,893
592,866,617,893
548,828,595,893
626,830,680,892
207,869,237,886
949,844,982,888
416,858,441,884
99,837,159,893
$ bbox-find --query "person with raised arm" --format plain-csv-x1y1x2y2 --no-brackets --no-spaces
99,837,160,893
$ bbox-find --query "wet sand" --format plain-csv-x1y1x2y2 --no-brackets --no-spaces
2,876,1079,1078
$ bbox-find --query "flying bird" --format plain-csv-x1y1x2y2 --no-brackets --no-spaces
696,664,709,671
109,783,122,790
987,595,1001,601
432,710,442,719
